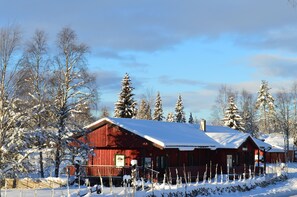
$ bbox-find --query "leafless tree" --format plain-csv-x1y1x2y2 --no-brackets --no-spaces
275,88,292,163
291,82,297,146
99,106,110,118
0,25,29,177
137,98,152,120
51,27,97,177
18,30,52,178
238,89,258,136
211,85,237,125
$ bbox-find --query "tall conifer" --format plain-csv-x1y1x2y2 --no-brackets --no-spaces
255,80,275,133
175,95,186,123
114,73,137,118
223,96,245,131
153,92,164,121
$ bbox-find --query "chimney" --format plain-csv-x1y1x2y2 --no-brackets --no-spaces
200,119,206,131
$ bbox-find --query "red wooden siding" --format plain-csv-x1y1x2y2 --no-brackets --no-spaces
266,150,295,163
73,122,266,179
80,124,155,149
90,149,141,166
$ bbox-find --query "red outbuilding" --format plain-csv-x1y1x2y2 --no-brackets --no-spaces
70,117,271,184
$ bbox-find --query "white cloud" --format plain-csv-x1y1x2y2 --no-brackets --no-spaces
1,0,296,52
249,54,297,78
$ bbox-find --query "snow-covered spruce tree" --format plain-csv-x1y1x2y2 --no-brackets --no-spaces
211,85,237,126
166,112,175,122
175,95,186,123
137,99,152,120
223,96,245,131
0,26,30,177
114,73,137,118
50,27,97,177
188,112,194,124
18,30,53,178
153,92,164,121
255,80,276,134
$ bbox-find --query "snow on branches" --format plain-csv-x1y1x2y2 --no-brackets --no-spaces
114,73,137,118
223,96,245,131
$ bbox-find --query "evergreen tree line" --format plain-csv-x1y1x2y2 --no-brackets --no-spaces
0,26,98,179
212,80,297,147
114,75,297,149
113,73,200,124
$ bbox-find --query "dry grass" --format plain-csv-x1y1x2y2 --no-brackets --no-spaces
2,178,66,189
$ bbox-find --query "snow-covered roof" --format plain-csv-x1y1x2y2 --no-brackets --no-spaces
205,125,271,150
259,133,295,151
86,117,220,150
268,145,285,153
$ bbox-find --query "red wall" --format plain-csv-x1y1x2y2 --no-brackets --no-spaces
266,150,295,163
76,123,266,177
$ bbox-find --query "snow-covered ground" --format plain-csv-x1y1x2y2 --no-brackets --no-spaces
3,163,297,197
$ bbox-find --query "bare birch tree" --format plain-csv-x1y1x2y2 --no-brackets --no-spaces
211,85,237,125
137,98,152,120
18,30,52,178
51,27,97,177
291,82,297,146
275,89,292,162
0,26,29,177
239,90,258,136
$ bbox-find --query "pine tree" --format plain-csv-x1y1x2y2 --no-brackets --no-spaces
166,112,175,122
137,99,152,120
188,112,194,124
175,95,186,123
211,85,236,126
255,80,276,133
114,73,137,118
223,96,245,131
153,92,164,121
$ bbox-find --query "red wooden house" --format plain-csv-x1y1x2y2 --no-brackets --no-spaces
259,133,297,163
71,117,271,184
205,126,271,174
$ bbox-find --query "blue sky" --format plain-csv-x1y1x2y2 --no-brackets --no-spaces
1,0,297,120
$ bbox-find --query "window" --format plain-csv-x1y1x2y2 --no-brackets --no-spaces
156,156,166,169
115,154,125,168
144,157,152,168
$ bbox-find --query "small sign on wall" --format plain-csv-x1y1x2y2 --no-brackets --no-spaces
115,154,125,168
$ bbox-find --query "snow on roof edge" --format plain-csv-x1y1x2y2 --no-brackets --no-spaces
84,117,112,130
144,135,165,148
